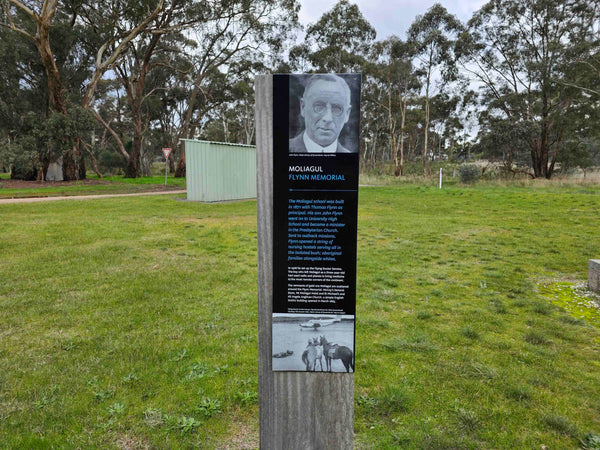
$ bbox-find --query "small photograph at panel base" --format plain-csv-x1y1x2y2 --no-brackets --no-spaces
272,314,355,373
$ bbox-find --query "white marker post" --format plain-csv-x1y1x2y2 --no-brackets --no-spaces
162,148,171,187
439,168,443,189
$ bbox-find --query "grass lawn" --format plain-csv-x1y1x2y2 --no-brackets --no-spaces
0,175,185,199
1,183,599,448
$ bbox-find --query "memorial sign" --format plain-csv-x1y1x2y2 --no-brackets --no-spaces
272,74,360,372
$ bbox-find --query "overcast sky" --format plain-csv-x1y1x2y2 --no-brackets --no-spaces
298,0,488,40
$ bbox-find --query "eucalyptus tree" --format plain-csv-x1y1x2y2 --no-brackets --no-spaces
90,0,199,178
367,37,420,175
459,0,600,178
173,0,300,177
0,24,41,176
359,73,387,167
205,76,256,145
91,0,286,178
0,0,165,179
408,3,463,175
0,1,99,178
439,88,477,162
290,0,376,73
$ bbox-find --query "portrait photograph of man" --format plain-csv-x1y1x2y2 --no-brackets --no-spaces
288,74,360,154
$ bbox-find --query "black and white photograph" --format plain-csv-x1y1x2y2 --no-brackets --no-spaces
272,314,355,372
288,74,361,154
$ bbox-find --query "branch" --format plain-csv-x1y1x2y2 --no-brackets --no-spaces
89,108,130,160
1,0,37,41
82,0,165,107
555,79,600,96
96,0,164,72
154,61,191,76
143,86,167,102
509,165,535,179
0,20,35,41
79,138,103,178
7,0,37,22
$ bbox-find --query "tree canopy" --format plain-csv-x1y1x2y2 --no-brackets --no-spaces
1,0,599,180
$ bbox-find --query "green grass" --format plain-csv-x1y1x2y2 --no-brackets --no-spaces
0,174,185,199
1,183,600,448
93,175,186,187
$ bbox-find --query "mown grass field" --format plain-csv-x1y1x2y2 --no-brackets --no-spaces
0,175,185,199
1,182,599,448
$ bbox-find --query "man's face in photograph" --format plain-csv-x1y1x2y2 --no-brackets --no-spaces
300,79,351,147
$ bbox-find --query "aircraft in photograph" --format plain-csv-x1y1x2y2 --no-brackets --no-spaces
299,318,341,330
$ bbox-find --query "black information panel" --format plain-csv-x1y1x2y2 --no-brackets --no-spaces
272,74,360,372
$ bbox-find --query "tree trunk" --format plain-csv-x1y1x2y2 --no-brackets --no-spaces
78,150,86,179
424,97,430,176
388,81,400,176
38,37,66,115
175,144,186,177
530,90,555,179
176,69,206,178
62,148,78,180
423,58,432,177
126,120,142,178
399,100,406,177
125,87,145,178
91,108,130,161
81,139,102,178
35,0,85,180
168,152,175,173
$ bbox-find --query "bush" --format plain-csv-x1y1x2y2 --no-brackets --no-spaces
3,136,40,180
97,149,127,175
10,151,38,180
457,164,481,184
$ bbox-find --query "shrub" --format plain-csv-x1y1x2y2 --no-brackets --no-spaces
457,164,481,184
97,149,127,175
10,150,39,180
3,136,40,180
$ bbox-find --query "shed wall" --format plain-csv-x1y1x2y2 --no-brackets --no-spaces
184,140,256,202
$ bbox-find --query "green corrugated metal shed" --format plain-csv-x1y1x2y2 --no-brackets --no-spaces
182,139,256,202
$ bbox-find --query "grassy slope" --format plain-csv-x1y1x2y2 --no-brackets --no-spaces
0,184,599,448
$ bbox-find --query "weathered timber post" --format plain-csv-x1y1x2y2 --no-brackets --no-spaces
589,260,600,293
256,75,354,449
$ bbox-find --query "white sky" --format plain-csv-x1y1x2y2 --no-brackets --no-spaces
298,0,488,40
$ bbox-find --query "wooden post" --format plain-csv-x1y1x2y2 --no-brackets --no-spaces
256,75,354,449
589,260,600,293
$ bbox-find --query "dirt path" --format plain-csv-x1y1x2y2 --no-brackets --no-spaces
0,190,186,204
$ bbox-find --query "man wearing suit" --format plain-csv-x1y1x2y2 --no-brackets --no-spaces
289,74,355,153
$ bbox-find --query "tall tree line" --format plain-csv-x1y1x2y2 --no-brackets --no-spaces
1,0,599,180
0,0,299,179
